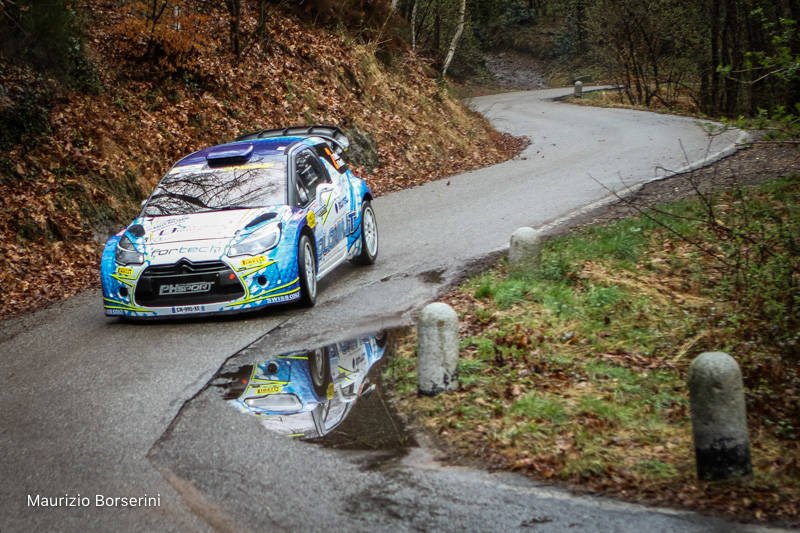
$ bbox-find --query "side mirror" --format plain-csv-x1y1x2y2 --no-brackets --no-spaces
140,199,147,208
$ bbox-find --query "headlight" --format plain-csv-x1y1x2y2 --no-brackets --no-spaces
228,223,281,257
244,393,302,412
115,234,144,265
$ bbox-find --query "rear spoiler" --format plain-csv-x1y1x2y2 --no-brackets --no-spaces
235,125,350,154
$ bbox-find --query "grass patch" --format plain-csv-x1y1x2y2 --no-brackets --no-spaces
510,393,568,424
577,396,633,424
635,459,679,479
384,176,800,523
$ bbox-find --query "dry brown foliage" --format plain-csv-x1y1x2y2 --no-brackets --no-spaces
0,1,525,320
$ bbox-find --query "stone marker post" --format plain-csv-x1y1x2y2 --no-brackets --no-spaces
688,352,752,481
574,80,583,98
417,302,459,396
509,227,543,272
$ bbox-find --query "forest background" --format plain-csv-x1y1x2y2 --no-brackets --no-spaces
0,0,797,317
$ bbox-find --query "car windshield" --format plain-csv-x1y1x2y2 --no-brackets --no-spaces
142,156,286,216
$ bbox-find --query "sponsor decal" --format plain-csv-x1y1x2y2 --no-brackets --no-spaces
321,214,357,254
255,384,282,395
267,293,300,304
240,255,267,268
326,382,335,400
156,226,182,238
145,215,190,233
152,245,224,257
307,210,316,229
116,266,134,277
171,304,207,314
160,282,212,295
106,309,124,316
320,192,333,224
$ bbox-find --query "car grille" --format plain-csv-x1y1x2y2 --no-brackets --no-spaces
134,259,244,307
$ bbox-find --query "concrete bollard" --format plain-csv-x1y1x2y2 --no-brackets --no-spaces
574,80,583,98
688,352,752,481
509,227,543,273
417,302,459,396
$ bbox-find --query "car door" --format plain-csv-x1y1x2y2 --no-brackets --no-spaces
292,147,346,275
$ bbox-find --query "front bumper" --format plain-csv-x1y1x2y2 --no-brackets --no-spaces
101,241,302,318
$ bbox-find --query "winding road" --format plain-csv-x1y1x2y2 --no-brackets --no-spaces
1,88,776,533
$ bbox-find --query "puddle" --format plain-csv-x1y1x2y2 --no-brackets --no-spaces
210,329,415,452
417,268,446,284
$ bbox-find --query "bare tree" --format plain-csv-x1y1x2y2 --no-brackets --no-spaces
441,0,465,77
411,0,417,51
144,0,169,60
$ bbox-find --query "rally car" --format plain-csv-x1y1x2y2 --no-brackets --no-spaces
225,334,386,439
100,126,378,318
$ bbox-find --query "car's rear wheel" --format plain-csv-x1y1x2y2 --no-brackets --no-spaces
353,201,378,265
298,234,317,307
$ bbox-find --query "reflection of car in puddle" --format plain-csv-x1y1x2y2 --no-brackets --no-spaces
224,333,386,439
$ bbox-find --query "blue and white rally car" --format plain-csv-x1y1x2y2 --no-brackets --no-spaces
225,333,386,439
101,126,378,318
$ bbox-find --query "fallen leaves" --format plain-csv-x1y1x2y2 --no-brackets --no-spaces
0,1,526,321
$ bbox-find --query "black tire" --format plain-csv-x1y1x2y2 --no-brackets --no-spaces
297,233,317,307
375,330,388,348
308,347,331,398
353,201,378,265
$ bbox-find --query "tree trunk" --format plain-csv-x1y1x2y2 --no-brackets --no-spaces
441,0,466,77
256,0,271,54
144,0,168,60
709,0,721,115
411,0,418,51
434,0,441,53
224,0,241,58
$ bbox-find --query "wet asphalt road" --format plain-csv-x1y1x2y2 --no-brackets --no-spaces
0,87,780,532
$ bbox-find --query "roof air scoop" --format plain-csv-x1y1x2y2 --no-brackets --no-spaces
206,143,254,166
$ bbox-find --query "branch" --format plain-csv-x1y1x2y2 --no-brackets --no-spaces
590,173,733,267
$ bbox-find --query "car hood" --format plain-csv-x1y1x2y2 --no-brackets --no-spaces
137,207,285,245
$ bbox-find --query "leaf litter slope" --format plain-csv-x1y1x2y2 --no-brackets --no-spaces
0,1,525,319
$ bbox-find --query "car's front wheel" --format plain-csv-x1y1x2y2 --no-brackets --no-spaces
308,347,331,398
353,201,378,265
298,234,317,307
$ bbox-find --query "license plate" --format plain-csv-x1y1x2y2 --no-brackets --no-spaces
171,304,206,314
